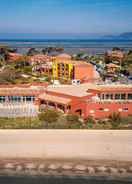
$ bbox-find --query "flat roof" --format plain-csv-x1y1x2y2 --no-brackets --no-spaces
47,83,95,97
47,83,132,97
55,58,91,66
0,88,44,96
39,93,71,105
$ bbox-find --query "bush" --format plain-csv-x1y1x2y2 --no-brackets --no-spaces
108,112,121,129
38,109,60,128
84,116,95,129
0,117,43,129
66,114,79,123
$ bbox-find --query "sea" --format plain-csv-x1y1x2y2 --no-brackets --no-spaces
0,38,132,55
0,176,131,184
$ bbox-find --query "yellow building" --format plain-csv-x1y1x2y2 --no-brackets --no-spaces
52,57,94,83
52,59,74,81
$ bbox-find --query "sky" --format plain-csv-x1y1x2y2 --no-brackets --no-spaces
0,0,132,37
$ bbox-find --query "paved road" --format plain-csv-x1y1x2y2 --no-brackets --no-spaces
0,130,132,161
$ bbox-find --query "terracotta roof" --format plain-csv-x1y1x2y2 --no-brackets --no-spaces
9,53,23,61
9,53,22,57
0,88,44,96
0,83,48,96
0,83,48,88
106,63,120,68
56,53,72,60
39,93,71,105
55,58,92,66
30,55,51,62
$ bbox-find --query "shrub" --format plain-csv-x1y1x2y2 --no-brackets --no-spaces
0,117,43,129
66,114,79,123
108,112,121,129
85,116,95,129
38,109,60,128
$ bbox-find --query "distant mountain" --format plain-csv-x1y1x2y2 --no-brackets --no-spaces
103,32,132,40
118,32,132,39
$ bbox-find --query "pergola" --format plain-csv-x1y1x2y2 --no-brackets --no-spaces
39,93,71,113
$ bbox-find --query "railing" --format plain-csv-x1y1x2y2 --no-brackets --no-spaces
0,102,38,118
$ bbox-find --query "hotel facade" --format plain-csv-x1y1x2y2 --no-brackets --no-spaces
0,83,131,119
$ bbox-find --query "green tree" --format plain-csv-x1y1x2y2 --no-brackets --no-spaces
85,116,95,129
124,53,132,65
108,112,121,129
27,48,39,56
0,46,10,61
38,109,60,128
66,114,79,123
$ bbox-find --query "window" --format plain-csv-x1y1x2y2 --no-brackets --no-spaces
48,102,55,107
128,94,132,100
115,94,120,100
123,107,128,112
32,96,35,101
9,96,18,102
110,94,113,99
17,96,21,102
57,104,65,111
99,108,104,111
0,96,5,102
106,94,109,99
41,100,47,105
23,96,26,101
26,96,32,102
121,94,126,100
104,94,113,100
98,94,101,98
102,94,105,99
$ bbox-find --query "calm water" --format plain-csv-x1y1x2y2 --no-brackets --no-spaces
0,176,131,184
0,39,132,55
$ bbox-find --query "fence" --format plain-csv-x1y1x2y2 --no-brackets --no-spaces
0,102,38,118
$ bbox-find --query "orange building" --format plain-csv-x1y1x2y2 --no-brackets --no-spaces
29,53,97,83
52,58,95,83
30,54,51,65
38,84,132,119
30,55,53,76
8,53,23,61
0,83,131,119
